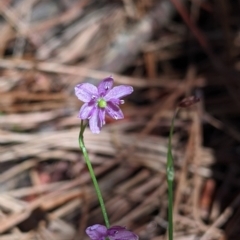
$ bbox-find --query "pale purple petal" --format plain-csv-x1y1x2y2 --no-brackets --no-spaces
107,226,139,240
86,224,107,240
109,99,124,105
78,102,96,119
75,83,98,102
104,85,133,101
98,76,114,97
98,108,106,127
105,102,124,120
89,108,101,134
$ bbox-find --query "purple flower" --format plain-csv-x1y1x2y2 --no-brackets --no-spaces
86,224,139,240
85,224,107,240
75,76,133,134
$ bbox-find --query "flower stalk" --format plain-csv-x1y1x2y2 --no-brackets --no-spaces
75,77,138,239
78,120,110,228
166,96,199,240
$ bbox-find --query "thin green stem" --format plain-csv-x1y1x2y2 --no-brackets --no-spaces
78,121,110,228
166,108,179,240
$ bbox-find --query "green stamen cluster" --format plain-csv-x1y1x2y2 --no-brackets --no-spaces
98,98,107,108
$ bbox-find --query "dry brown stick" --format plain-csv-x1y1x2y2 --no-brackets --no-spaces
141,64,197,135
6,181,69,198
174,65,197,214
0,130,33,143
0,210,32,234
192,110,208,230
190,0,201,21
0,110,67,129
214,0,233,60
140,90,183,135
173,117,194,215
116,169,150,194
15,0,39,17
0,159,38,184
55,22,101,63
191,110,220,238
37,224,56,240
0,232,35,240
1,91,67,101
40,189,84,211
199,194,240,240
0,58,205,88
98,0,187,73
144,51,157,79
105,196,131,222
0,1,28,35
129,176,163,202
76,185,89,240
0,1,11,11
0,161,116,233
122,0,137,19
224,204,240,239
203,113,240,142
28,0,89,34
0,24,14,57
0,127,117,162
35,7,111,60
0,1,15,57
49,198,81,220
13,0,33,58
201,179,217,221
0,102,67,113
114,188,161,227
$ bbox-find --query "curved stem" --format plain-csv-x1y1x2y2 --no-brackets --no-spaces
78,121,110,228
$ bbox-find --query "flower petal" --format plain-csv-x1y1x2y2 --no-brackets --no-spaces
104,85,133,101
89,108,102,134
78,102,96,119
75,83,98,102
107,226,139,240
98,108,106,127
98,76,114,97
105,102,124,120
86,224,107,240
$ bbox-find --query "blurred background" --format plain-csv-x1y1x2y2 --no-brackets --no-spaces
0,0,240,239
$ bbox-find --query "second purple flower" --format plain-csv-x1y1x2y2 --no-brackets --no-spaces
86,224,138,240
75,76,133,134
